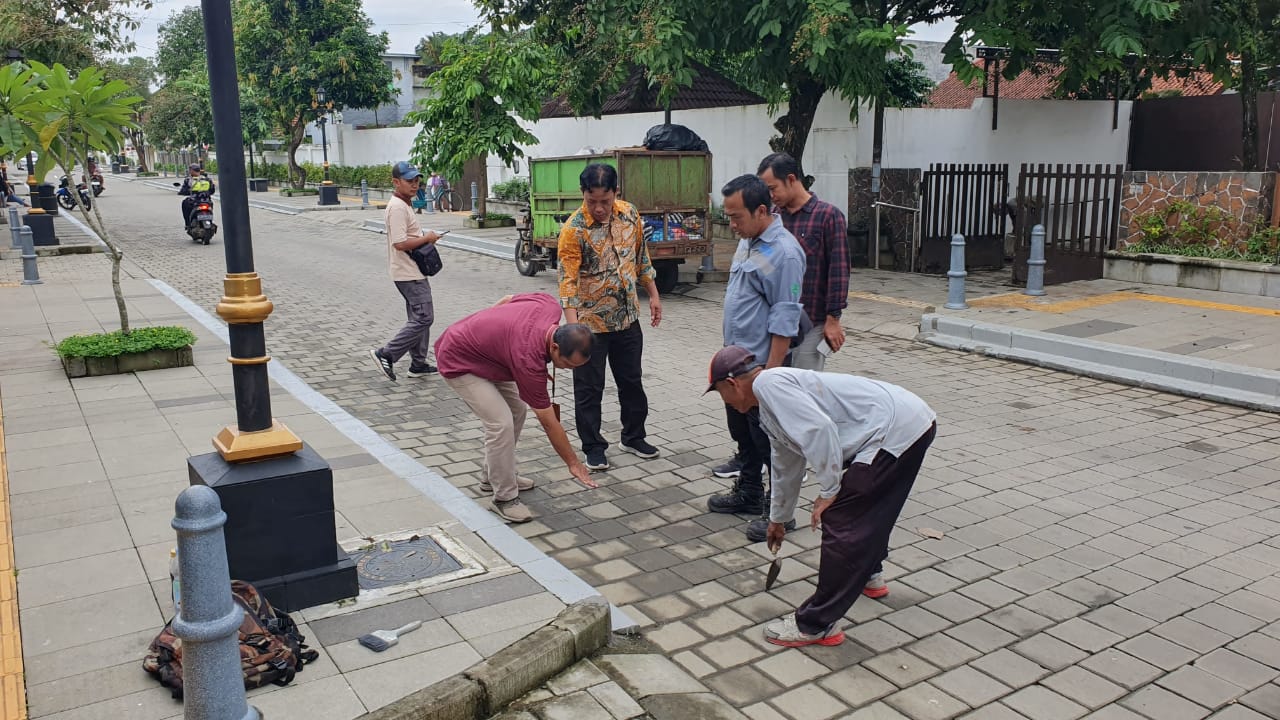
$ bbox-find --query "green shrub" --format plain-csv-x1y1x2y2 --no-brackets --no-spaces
56,326,197,358
485,212,513,221
491,177,530,202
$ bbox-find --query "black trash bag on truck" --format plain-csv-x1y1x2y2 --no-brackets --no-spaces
642,124,709,152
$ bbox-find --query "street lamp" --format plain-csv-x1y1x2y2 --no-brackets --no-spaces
193,0,355,612
314,85,339,206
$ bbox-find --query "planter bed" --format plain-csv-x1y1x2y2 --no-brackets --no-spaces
1104,251,1280,297
464,217,516,229
62,345,194,378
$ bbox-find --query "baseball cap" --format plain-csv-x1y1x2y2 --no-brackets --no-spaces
704,345,760,394
392,161,422,182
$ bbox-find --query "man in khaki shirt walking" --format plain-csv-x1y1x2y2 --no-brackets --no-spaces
369,161,443,381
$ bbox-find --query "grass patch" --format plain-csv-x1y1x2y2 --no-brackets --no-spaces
136,171,159,177
56,325,196,358
1125,241,1279,264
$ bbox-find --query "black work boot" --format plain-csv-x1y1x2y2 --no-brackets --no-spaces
707,481,766,515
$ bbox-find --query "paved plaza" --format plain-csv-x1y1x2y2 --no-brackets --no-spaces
0,179,1277,719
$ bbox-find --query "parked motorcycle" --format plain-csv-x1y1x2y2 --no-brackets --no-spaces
56,175,92,211
174,182,217,244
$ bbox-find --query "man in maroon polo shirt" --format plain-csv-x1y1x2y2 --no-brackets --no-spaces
435,293,597,523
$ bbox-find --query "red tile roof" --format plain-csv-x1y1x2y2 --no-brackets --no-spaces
927,62,1224,109
540,61,766,119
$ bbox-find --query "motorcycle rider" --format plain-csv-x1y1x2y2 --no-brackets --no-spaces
178,163,215,228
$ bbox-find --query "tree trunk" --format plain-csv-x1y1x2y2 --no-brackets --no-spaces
287,121,307,188
131,128,149,172
1240,50,1261,171
66,151,131,333
768,76,826,188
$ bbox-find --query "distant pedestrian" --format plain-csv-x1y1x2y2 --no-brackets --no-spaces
705,174,806,542
704,345,936,648
368,161,443,381
428,172,445,211
757,152,848,371
435,293,598,523
0,163,28,207
557,163,663,471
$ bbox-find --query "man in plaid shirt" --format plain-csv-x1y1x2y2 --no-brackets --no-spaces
760,152,849,370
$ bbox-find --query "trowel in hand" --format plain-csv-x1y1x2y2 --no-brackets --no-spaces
764,554,783,591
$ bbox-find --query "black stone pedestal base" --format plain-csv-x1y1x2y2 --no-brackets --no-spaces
188,443,358,612
317,185,340,206
24,214,58,246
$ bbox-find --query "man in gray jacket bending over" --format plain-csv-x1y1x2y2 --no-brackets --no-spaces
705,344,937,648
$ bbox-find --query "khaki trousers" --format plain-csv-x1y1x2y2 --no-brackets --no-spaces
444,374,527,501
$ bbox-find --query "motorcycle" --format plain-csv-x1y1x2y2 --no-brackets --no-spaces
87,171,104,197
56,175,92,211
174,182,217,244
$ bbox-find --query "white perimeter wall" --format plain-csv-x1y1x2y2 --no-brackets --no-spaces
487,94,1133,219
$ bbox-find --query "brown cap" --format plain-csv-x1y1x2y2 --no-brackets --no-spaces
704,345,760,394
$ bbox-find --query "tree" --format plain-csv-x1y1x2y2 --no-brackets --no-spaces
27,62,141,333
947,0,1280,170
476,0,952,182
415,32,457,68
142,77,214,151
155,7,207,85
102,56,155,171
0,0,152,69
406,31,552,216
234,0,395,187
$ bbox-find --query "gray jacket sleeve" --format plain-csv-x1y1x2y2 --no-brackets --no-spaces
763,254,805,341
755,374,844,523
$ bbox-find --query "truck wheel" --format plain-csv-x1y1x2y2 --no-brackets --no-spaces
655,262,679,294
515,238,539,276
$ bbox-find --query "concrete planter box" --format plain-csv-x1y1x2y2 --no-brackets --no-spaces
1104,251,1280,297
62,346,194,378
485,199,527,217
464,217,516,229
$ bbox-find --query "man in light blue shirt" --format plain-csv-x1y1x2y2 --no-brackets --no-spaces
706,344,937,648
706,174,807,541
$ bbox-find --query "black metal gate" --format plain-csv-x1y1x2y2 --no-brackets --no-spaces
919,163,1010,273
1011,163,1124,285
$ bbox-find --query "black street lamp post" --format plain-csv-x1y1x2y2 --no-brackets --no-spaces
192,0,356,611
315,86,339,206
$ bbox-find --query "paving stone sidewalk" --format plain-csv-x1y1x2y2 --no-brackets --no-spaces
20,181,1280,720
0,264,587,719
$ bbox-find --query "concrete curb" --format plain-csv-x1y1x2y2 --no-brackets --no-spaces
919,313,1280,412
355,598,611,720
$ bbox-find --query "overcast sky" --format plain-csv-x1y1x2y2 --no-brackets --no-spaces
125,0,958,58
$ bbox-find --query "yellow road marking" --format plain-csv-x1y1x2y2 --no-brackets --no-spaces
847,290,933,310
968,290,1280,318
0,391,26,720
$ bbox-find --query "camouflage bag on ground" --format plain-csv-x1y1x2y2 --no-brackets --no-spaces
143,580,320,699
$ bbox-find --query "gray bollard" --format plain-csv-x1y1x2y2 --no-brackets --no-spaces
8,206,20,249
470,181,479,214
944,233,968,309
19,226,41,285
360,179,369,208
170,486,261,720
1024,224,1047,296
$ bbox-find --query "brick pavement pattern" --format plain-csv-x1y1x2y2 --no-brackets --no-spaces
68,182,1280,719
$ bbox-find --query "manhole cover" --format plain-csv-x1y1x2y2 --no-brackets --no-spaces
351,535,463,589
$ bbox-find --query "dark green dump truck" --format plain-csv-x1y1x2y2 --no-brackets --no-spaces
514,148,712,293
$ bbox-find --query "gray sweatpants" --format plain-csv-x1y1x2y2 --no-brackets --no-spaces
382,278,433,366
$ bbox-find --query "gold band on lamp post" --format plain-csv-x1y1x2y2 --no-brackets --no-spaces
212,271,302,462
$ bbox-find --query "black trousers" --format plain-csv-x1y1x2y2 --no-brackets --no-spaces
725,404,770,500
181,196,195,226
796,422,936,634
573,321,648,454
